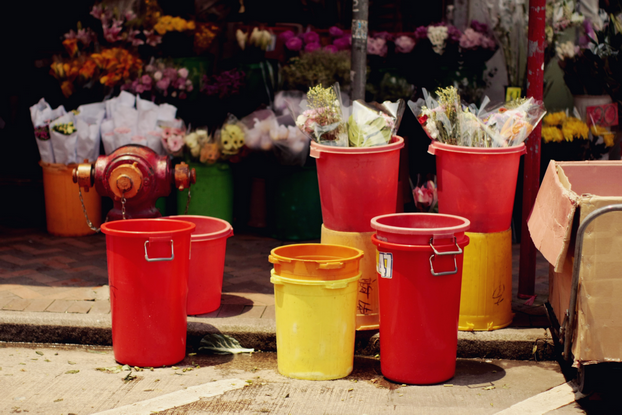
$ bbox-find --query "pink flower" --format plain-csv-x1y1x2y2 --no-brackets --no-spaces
143,30,162,47
394,35,415,53
178,68,189,78
333,36,351,51
324,44,338,53
413,181,437,210
459,28,482,49
128,29,144,46
156,78,171,91
279,30,295,42
367,37,387,56
302,31,320,45
64,30,77,39
103,19,124,43
124,10,136,21
329,26,344,37
285,37,303,51
168,135,184,152
141,74,152,85
77,28,95,46
305,42,320,53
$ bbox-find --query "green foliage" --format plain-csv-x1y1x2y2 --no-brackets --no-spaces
281,50,351,92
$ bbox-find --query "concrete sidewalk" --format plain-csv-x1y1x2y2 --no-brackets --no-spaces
0,225,555,360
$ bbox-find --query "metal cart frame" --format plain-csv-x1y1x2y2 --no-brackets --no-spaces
545,203,622,394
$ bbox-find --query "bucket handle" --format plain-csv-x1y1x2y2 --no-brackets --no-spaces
428,237,462,276
268,255,291,264
318,262,344,270
144,239,175,262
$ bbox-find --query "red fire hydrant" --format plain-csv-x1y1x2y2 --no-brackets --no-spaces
73,144,196,221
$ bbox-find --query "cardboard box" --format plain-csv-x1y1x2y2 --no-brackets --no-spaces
529,160,622,365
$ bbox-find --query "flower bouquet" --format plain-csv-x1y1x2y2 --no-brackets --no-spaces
291,83,348,146
214,114,247,159
160,124,186,157
182,128,222,165
409,86,546,147
347,99,405,147
541,109,615,160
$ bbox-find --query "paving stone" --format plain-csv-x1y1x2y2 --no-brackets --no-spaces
23,298,55,312
66,301,94,314
241,305,267,318
261,305,276,319
88,301,111,315
45,300,73,313
3,298,31,311
217,304,245,318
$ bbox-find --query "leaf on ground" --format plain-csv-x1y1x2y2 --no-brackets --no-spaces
198,333,254,355
36,351,44,356
87,350,108,355
96,366,123,374
483,386,495,390
65,370,80,374
68,361,76,365
54,398,63,402
123,372,137,382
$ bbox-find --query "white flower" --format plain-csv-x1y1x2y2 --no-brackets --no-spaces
153,71,163,81
178,68,189,79
555,41,576,60
236,29,248,50
425,119,439,139
427,26,448,54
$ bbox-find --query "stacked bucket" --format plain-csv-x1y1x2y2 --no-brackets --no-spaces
429,142,526,331
100,215,232,367
311,136,405,331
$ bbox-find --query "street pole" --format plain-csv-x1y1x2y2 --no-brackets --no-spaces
351,0,368,101
518,0,545,298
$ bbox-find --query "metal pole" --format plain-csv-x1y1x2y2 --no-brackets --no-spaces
351,0,369,101
518,0,546,298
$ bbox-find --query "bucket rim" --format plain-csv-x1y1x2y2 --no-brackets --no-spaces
270,243,364,264
164,215,233,242
428,140,526,155
310,135,404,158
270,269,362,286
101,218,196,237
370,213,470,238
371,233,470,251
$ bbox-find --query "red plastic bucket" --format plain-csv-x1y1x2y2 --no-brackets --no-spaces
371,213,470,384
101,218,195,367
310,136,404,232
170,215,233,315
428,141,526,233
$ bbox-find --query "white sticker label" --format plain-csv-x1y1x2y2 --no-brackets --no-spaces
377,252,393,279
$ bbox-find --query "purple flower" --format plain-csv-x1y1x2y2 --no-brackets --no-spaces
329,26,344,37
77,28,95,47
141,75,152,85
279,30,295,42
367,37,387,57
394,35,415,53
285,37,303,51
302,31,320,45
333,36,351,51
143,30,162,47
446,25,462,43
470,20,489,34
414,26,428,40
305,42,321,53
324,44,338,53
128,29,144,46
91,4,112,24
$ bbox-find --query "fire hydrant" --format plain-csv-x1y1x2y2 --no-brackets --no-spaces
72,144,196,222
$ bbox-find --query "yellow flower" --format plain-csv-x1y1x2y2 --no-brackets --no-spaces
604,133,615,147
187,21,196,31
154,22,167,35
561,117,589,141
542,126,564,143
172,17,186,31
543,111,567,126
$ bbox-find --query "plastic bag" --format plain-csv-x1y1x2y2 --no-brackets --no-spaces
347,99,405,147
291,83,348,146
215,114,247,157
476,97,547,147
49,112,78,165
29,98,66,163
241,109,276,151
76,103,105,162
271,114,310,166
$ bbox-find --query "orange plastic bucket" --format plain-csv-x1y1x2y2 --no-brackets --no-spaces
100,218,195,367
428,142,526,233
371,213,470,384
310,136,404,232
170,215,233,315
40,161,101,236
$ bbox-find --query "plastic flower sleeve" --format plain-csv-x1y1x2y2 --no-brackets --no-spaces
30,98,66,163
215,113,247,157
408,88,461,144
271,114,310,166
241,109,277,151
476,97,547,147
100,119,115,155
347,99,405,147
76,103,106,162
291,83,348,146
49,112,78,165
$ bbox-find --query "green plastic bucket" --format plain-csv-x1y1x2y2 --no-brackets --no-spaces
177,162,234,224
266,165,323,241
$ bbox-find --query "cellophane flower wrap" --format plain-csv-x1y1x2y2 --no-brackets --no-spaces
292,83,348,146
160,120,186,157
215,113,247,158
409,86,546,147
347,99,405,147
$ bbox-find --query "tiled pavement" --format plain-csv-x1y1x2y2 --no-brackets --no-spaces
0,225,551,328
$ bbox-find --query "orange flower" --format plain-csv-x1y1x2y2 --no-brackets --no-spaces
79,59,97,80
60,80,74,98
62,38,79,57
91,48,142,87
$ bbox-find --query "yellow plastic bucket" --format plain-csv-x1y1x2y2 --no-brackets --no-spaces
40,161,102,236
269,244,363,380
459,228,514,331
321,224,379,330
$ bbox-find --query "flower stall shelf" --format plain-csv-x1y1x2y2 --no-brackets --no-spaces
412,86,546,330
